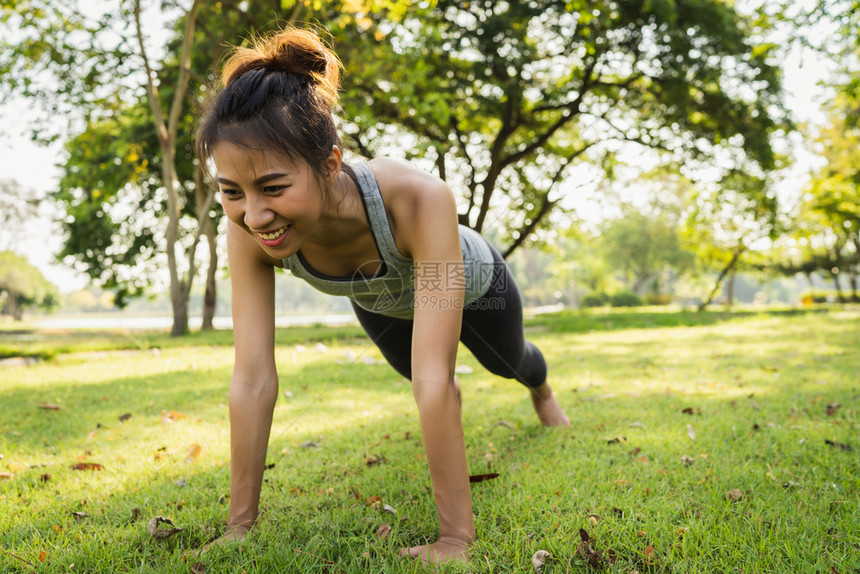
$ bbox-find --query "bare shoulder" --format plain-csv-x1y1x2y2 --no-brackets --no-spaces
366,158,458,256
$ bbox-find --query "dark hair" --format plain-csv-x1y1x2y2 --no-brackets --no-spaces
196,27,346,185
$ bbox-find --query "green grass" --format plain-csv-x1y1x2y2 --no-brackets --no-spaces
1,308,858,573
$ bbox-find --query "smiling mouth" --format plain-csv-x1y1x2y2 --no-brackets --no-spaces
257,225,290,246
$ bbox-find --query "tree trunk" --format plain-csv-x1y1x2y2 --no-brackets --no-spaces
726,269,735,307
135,0,202,337
196,165,218,330
698,247,744,311
830,270,845,303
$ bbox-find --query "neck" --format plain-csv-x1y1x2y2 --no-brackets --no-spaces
307,170,363,247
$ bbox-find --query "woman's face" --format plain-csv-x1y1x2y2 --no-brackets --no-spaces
213,142,334,259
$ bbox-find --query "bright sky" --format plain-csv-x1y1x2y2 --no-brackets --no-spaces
0,11,840,293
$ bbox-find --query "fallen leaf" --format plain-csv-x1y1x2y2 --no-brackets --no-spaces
680,455,695,466
366,496,382,507
493,420,515,429
186,444,203,463
629,422,645,428
681,407,695,415
375,523,391,541
161,410,187,423
119,413,132,423
825,403,841,416
532,550,552,573
587,514,602,524
70,462,104,471
824,439,853,452
725,489,744,502
191,562,207,574
576,528,607,568
643,545,656,564
300,440,321,448
40,473,52,482
131,508,142,520
607,436,627,444
72,511,89,521
468,473,499,483
687,424,696,440
782,481,799,488
365,454,385,466
0,472,13,480
627,447,642,456
676,527,687,538
147,516,183,540
38,403,63,410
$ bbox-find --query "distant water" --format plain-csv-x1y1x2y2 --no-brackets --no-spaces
33,314,357,330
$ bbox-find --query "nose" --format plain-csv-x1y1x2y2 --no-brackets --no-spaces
243,193,274,230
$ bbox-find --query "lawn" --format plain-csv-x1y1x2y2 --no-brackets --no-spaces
1,307,858,573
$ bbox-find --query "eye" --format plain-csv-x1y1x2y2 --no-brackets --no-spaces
263,185,288,194
220,188,242,198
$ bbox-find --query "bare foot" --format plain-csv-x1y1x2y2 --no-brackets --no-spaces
193,525,249,557
529,382,571,427
398,537,470,564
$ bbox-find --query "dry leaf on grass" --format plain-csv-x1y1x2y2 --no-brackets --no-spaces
364,454,385,466
186,444,202,463
0,472,13,480
825,403,841,416
37,403,63,411
72,512,89,521
687,424,696,440
725,489,744,502
576,528,610,568
375,523,391,541
532,550,552,573
70,462,104,471
825,439,853,452
468,473,499,483
147,516,183,540
119,413,132,423
161,410,187,424
190,562,207,573
680,455,695,466
607,436,627,444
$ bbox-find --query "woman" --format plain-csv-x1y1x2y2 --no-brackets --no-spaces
196,27,570,564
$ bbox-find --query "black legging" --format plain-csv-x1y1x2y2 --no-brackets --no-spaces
351,244,547,388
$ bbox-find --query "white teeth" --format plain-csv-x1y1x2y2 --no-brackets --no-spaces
259,226,288,240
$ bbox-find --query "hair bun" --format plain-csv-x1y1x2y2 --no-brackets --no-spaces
222,27,341,107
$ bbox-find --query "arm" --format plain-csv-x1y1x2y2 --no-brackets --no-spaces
223,221,280,536
397,171,475,561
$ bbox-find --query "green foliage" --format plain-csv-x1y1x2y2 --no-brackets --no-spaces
0,251,60,320
609,289,643,307
336,0,788,251
581,292,608,308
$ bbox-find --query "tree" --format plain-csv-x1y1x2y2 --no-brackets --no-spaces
0,179,41,252
599,203,691,295
336,0,788,256
681,170,781,309
0,251,59,320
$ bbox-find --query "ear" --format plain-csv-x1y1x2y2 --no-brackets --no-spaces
325,146,342,185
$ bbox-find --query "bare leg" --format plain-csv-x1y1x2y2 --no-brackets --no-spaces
529,381,570,426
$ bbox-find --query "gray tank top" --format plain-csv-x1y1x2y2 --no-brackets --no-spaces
282,162,494,319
